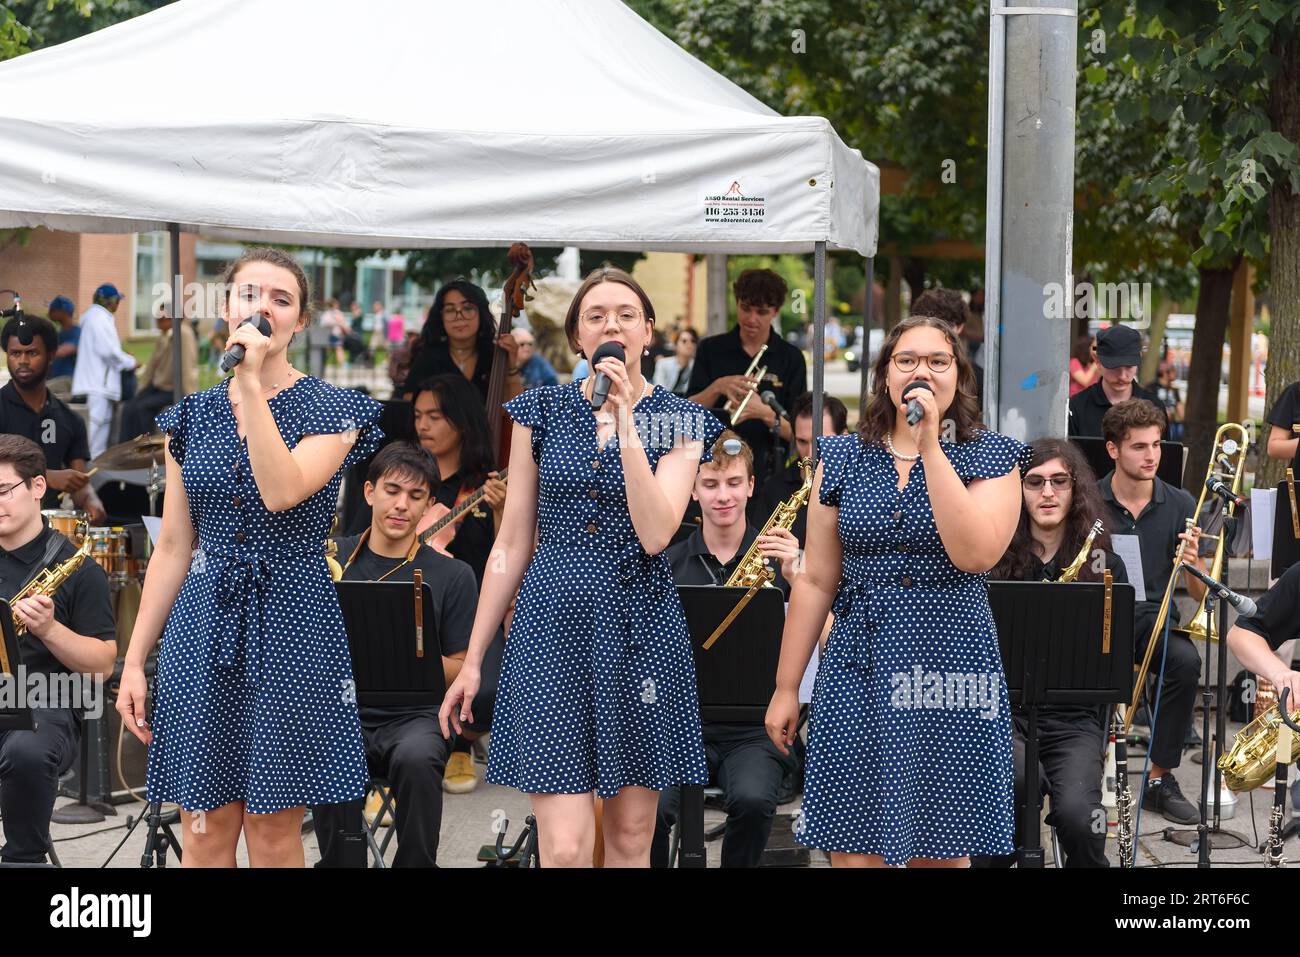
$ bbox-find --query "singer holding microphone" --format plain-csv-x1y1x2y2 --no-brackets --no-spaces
439,266,724,867
116,248,384,867
766,314,1027,867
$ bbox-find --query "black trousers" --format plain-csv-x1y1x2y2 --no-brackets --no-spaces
1134,601,1199,771
118,385,174,444
650,724,792,868
313,709,449,868
0,708,79,863
974,708,1108,868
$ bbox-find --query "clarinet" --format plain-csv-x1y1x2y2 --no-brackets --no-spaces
1265,688,1297,867
1113,709,1134,868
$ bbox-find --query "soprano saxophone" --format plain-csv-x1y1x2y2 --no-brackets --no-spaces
1050,519,1103,583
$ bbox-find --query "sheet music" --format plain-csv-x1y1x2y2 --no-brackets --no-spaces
1251,487,1275,562
141,516,162,548
1109,534,1146,601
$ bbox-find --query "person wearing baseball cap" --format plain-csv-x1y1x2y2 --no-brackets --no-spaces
1067,324,1166,438
47,296,79,380
71,283,139,458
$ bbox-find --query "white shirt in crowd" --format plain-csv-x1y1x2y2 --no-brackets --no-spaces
71,303,136,400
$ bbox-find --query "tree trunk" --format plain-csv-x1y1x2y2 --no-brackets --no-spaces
902,256,927,307
1259,29,1300,492
1183,263,1239,492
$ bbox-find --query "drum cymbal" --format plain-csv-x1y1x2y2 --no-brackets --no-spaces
90,432,166,471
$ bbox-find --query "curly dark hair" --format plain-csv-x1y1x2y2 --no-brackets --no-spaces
1102,398,1166,447
858,314,983,445
910,288,969,332
733,269,788,310
990,438,1114,583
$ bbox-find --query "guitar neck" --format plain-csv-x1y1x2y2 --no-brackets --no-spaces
419,469,508,543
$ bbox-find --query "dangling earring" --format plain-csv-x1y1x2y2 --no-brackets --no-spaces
644,347,650,356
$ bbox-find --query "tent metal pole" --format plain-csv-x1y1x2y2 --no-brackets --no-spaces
812,241,826,463
860,255,874,420
169,223,184,405
983,3,1007,430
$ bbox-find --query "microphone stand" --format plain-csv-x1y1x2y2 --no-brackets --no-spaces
1161,556,1250,863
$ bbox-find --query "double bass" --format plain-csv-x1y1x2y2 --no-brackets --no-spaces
485,243,537,467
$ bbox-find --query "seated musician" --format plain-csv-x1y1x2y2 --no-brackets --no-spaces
748,392,849,546
980,438,1128,868
1067,325,1165,438
0,435,116,864
1225,564,1300,735
1098,398,1206,825
652,432,801,868
688,269,807,492
313,442,477,868
0,316,106,522
347,374,507,793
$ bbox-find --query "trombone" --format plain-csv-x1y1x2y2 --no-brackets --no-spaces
1123,422,1248,732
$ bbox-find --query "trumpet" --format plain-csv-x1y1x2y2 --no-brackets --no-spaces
724,344,768,426
1124,423,1248,732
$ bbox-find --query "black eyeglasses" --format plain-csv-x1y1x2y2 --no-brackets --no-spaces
1022,473,1072,492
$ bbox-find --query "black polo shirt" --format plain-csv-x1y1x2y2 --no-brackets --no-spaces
747,461,808,547
401,341,491,402
334,533,478,721
345,468,496,585
1067,380,1166,438
664,524,791,599
0,518,115,682
1099,474,1197,609
0,381,91,509
1266,381,1300,473
1234,561,1300,651
687,328,807,485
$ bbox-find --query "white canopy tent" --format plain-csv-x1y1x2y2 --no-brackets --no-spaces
0,0,879,427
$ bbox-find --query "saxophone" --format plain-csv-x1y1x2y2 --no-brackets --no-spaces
1217,700,1300,792
724,458,814,587
703,459,813,651
2,534,94,675
1050,519,1103,583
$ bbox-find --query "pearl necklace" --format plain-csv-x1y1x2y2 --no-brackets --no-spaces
884,432,919,462
594,379,650,423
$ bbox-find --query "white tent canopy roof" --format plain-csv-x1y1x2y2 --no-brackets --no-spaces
0,0,878,255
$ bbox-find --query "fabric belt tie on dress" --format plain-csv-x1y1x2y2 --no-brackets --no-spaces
536,529,671,655
203,543,317,688
827,579,881,673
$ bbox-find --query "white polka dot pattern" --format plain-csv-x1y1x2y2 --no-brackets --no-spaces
801,429,1028,864
145,376,384,813
487,382,724,798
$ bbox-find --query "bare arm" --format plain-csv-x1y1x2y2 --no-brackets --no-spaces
620,438,701,556
123,438,196,668
1225,625,1300,707
461,423,539,671
17,611,115,677
443,649,467,687
774,464,841,694
239,380,352,512
925,459,1023,574
1267,424,1298,462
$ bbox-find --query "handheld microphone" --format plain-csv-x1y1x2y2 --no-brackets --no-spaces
588,340,626,410
760,390,788,421
1178,562,1258,618
1205,476,1246,510
219,314,273,373
902,381,933,426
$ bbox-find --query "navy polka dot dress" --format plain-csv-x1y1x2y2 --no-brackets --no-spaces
801,429,1026,864
146,376,384,813
487,381,724,798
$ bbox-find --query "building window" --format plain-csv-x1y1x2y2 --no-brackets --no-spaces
133,232,167,336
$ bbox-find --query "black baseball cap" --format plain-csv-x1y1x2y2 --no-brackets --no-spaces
1095,324,1142,369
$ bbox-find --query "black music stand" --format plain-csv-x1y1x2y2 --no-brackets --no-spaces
1069,437,1185,488
331,580,443,867
0,600,31,733
1270,478,1300,579
677,585,786,868
988,580,1135,868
